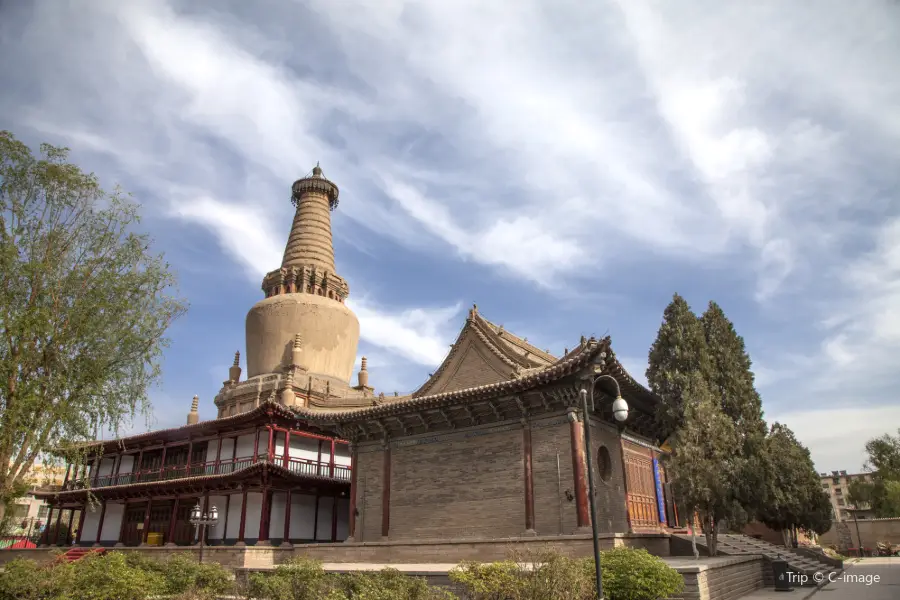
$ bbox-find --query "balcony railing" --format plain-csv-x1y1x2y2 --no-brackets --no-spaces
65,454,351,490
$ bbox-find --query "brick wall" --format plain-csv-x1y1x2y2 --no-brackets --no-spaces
818,517,900,549
587,418,630,533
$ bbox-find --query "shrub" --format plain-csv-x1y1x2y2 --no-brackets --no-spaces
450,548,684,600
590,547,685,600
247,556,331,600
328,568,457,600
68,551,165,600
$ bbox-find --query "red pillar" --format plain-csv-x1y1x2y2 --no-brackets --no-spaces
52,507,63,545
523,424,535,533
252,427,260,461
186,441,193,477
117,502,129,545
237,488,248,544
381,444,391,539
330,440,336,477
348,445,358,539
94,501,107,546
91,454,102,487
62,464,72,488
568,411,590,529
159,445,167,479
282,431,291,468
313,492,320,540
141,500,152,544
66,509,76,545
258,488,270,543
202,494,210,545
222,495,231,542
282,491,292,545
267,426,275,462
74,508,85,545
166,497,179,545
316,440,323,476
214,437,223,474
135,449,144,482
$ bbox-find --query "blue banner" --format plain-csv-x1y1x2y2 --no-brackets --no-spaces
652,457,667,525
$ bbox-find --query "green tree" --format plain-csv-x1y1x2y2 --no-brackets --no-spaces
758,423,831,545
700,302,770,527
0,131,187,522
848,429,900,517
646,293,713,433
662,373,739,557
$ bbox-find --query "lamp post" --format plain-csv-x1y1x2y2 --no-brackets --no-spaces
579,357,630,600
189,503,219,564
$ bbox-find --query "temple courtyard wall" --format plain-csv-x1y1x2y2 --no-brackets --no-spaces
354,411,632,542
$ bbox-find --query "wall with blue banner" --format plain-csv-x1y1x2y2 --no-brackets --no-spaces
652,457,667,525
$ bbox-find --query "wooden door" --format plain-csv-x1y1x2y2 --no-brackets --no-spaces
623,443,659,530
173,499,198,545
122,504,147,546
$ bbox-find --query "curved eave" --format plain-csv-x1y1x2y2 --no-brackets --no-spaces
34,461,348,504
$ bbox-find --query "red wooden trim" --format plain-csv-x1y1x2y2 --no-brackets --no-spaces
273,426,335,442
331,494,338,542
569,414,589,528
141,500,152,544
221,494,231,542
523,425,535,531
381,446,391,538
167,497,179,543
282,431,291,468
252,427,260,460
258,488,270,542
237,488,248,542
267,426,275,462
317,440,323,476
283,490,292,542
95,501,107,544
348,447,358,538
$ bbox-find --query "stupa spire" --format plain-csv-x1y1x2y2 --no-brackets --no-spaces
187,395,199,425
282,163,340,274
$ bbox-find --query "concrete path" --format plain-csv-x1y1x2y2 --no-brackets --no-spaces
740,557,899,600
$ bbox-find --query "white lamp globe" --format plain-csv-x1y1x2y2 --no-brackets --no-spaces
612,397,629,422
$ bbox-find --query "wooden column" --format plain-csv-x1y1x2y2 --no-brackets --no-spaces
117,502,129,546
282,491,292,545
52,507,63,545
267,426,275,461
348,444,358,539
91,454,102,487
568,410,589,529
381,443,391,539
258,488,270,543
252,427,260,461
330,440,336,477
135,449,144,482
312,493,320,540
141,500,152,544
62,464,72,488
237,488,248,545
166,497,179,545
74,508,85,545
41,506,54,545
94,501,107,547
202,494,210,545
316,440,323,476
619,435,634,533
214,437,223,474
186,441,193,476
112,454,122,484
282,431,291,468
66,509,76,545
159,445,167,479
331,495,339,542
221,495,231,542
523,423,536,534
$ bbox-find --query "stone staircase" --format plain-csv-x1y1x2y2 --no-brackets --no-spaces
55,547,106,563
673,534,841,586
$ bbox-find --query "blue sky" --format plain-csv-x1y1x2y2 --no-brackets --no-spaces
1,0,898,473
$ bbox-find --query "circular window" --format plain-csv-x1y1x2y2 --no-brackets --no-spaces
597,446,612,482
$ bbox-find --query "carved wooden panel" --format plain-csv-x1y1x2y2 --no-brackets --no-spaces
623,444,658,529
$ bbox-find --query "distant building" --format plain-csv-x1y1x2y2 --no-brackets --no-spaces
820,470,874,522
7,464,65,537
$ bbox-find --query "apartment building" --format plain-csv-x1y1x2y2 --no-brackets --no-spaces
820,470,874,522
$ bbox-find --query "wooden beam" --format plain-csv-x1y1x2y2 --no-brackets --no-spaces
437,409,454,429
486,401,502,421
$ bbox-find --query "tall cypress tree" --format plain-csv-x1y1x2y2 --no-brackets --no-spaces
646,293,713,433
700,302,770,526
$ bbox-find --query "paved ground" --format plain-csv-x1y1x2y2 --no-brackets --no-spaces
741,557,899,600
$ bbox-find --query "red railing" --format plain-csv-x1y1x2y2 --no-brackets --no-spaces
70,453,351,489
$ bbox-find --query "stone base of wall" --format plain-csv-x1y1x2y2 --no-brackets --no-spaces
668,556,766,600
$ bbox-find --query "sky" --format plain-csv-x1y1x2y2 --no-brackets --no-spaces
1,0,898,474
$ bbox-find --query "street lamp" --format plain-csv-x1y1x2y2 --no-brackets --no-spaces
189,503,219,564
580,356,630,600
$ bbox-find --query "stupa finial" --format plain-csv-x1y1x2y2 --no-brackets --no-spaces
187,395,200,425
